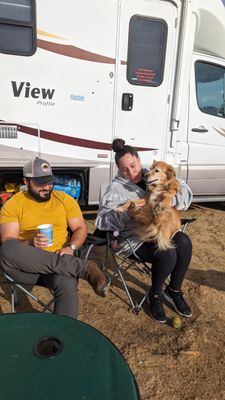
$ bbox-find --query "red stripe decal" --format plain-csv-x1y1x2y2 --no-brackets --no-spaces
37,39,116,64
0,121,156,151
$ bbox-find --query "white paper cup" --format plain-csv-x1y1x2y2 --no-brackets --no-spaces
37,224,53,247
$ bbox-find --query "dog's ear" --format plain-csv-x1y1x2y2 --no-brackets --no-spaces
150,160,156,169
166,165,176,180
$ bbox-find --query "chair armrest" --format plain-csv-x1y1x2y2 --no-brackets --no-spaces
85,234,107,246
181,218,196,225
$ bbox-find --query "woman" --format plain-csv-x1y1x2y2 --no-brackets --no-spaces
96,138,193,323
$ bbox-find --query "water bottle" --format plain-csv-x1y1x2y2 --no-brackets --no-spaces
111,230,120,251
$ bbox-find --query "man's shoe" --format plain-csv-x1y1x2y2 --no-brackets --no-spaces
147,291,167,323
163,286,192,317
85,261,111,297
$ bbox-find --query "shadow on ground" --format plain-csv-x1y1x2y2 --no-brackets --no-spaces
186,268,225,292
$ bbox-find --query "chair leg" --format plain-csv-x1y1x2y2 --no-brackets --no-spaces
13,283,54,313
9,283,16,313
5,274,54,313
109,254,148,313
116,266,137,310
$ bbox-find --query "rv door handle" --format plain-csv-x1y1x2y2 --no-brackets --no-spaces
191,127,208,133
122,93,133,111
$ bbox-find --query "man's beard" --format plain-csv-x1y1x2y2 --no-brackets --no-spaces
27,182,53,202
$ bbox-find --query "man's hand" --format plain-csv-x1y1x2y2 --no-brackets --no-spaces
58,246,74,256
33,233,49,248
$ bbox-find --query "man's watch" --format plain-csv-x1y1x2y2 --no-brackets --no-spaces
68,243,77,253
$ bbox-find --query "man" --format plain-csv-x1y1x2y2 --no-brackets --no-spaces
0,157,110,318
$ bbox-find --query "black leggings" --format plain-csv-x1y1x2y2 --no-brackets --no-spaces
135,231,192,295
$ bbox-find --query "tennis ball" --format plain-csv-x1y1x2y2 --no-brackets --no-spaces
172,316,182,329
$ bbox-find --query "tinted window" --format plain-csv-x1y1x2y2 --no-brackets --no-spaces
0,0,32,22
127,16,167,86
0,0,36,55
196,61,225,118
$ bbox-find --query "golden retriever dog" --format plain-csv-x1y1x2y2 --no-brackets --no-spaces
116,161,181,250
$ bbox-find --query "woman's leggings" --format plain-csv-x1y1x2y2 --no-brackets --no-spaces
135,231,192,295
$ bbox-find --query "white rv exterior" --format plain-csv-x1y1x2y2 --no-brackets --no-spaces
0,0,225,205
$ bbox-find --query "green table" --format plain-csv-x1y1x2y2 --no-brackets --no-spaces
0,313,139,400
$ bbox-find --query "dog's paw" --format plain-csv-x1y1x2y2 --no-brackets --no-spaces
115,201,131,213
152,202,165,216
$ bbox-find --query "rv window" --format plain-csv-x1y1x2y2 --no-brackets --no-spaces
127,16,167,86
196,61,225,118
0,0,36,55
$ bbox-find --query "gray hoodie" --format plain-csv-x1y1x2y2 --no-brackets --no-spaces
95,169,193,257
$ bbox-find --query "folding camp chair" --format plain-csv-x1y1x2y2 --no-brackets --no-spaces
90,218,196,314
4,273,54,313
106,233,152,313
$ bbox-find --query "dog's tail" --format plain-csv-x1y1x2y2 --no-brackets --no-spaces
139,224,176,251
156,231,176,251
139,224,158,243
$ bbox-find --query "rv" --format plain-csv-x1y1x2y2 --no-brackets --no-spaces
0,0,225,206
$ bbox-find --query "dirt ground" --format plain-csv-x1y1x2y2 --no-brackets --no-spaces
0,203,225,399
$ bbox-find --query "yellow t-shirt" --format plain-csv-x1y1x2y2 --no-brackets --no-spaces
0,190,82,252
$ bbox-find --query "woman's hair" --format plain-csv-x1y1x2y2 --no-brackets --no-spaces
112,138,138,166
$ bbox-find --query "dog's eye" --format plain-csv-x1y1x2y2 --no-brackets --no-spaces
155,169,160,173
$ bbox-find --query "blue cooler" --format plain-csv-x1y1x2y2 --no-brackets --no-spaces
53,176,81,199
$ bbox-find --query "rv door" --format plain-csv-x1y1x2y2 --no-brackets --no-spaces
187,55,225,197
114,0,178,165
